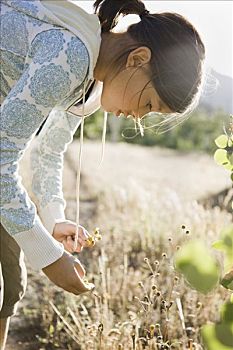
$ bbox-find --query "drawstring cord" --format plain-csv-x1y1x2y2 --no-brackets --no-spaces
74,79,87,250
73,80,107,250
98,110,108,167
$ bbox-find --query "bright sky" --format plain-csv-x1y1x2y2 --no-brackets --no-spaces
77,1,233,79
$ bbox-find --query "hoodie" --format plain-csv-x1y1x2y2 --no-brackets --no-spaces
0,0,102,269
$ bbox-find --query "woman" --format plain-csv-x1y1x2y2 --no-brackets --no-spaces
0,0,205,348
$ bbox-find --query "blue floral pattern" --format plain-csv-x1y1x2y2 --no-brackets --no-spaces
1,99,44,139
1,207,35,235
67,114,81,130
29,30,65,64
1,175,18,205
0,0,92,244
46,127,71,153
41,154,62,171
0,138,21,165
31,171,44,195
1,10,29,56
1,50,26,80
0,72,10,99
66,37,89,81
28,17,43,27
8,67,30,98
29,63,71,107
7,163,18,175
10,0,39,18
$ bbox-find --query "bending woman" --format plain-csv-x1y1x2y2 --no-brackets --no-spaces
0,0,205,348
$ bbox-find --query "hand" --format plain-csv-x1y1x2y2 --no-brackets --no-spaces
53,220,93,253
42,251,95,295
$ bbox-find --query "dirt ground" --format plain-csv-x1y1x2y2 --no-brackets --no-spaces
5,140,231,349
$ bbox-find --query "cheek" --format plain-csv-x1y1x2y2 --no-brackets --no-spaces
101,80,124,110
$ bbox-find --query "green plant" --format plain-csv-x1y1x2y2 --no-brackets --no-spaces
174,115,233,350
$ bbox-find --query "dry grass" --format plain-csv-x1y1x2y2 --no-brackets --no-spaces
15,140,231,350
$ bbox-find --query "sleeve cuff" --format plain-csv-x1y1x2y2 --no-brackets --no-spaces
13,216,64,270
38,200,66,235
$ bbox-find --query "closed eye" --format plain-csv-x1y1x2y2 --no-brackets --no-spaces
147,102,153,111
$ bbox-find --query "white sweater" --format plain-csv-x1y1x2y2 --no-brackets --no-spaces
0,0,102,269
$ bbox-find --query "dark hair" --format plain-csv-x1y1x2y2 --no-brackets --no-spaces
94,0,205,115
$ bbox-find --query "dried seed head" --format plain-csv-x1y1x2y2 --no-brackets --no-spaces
108,328,121,336
144,257,149,262
156,291,161,297
174,276,179,282
98,323,104,333
197,302,202,308
94,227,100,235
157,335,163,341
86,236,95,247
138,281,144,288
161,299,166,305
168,237,172,242
149,324,155,337
154,260,160,266
186,327,195,336
176,245,181,250
181,225,186,229
162,253,167,258
169,301,174,308
151,285,157,290
186,230,190,235
161,345,169,350
155,323,160,328
118,345,123,350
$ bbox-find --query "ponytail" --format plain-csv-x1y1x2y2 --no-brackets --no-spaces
93,0,147,32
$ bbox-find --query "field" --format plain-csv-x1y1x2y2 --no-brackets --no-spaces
6,140,232,350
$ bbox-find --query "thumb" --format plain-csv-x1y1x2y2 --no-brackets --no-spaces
73,259,95,291
73,258,85,279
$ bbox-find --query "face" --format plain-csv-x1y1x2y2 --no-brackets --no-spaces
101,64,173,119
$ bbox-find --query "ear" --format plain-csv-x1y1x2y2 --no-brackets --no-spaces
126,47,151,68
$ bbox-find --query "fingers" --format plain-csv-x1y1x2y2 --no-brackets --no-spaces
59,224,97,253
71,258,95,294
78,226,91,245
43,252,95,295
73,258,85,278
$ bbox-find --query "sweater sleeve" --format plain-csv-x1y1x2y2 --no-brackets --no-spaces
0,29,89,270
30,110,82,234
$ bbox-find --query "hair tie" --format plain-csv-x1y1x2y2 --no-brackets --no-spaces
139,9,150,19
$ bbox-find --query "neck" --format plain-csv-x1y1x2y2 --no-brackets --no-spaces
93,32,133,82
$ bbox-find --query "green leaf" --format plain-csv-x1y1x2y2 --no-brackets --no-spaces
202,324,233,350
213,225,233,271
221,302,233,323
223,163,233,171
228,153,233,164
214,149,229,165
175,240,220,294
212,240,225,250
49,324,54,335
215,135,228,148
230,294,233,303
221,270,233,291
215,323,233,347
